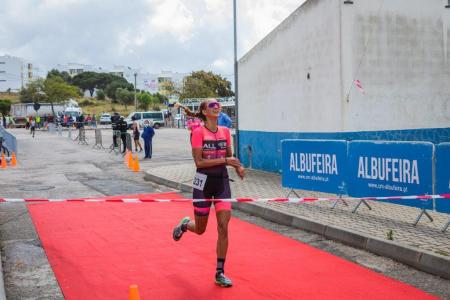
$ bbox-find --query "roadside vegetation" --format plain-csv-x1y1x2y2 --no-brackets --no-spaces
3,68,235,117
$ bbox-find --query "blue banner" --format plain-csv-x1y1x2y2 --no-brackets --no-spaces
436,143,450,213
281,140,348,194
348,141,434,209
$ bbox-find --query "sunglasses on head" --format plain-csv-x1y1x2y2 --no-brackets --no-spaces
207,102,221,109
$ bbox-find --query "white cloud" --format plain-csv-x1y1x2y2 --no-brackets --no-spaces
212,58,230,72
238,0,303,53
0,0,305,76
148,0,195,43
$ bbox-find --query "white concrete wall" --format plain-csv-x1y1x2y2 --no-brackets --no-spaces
238,0,450,134
341,0,450,131
238,0,342,133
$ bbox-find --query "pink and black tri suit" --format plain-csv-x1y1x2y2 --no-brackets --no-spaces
191,125,232,216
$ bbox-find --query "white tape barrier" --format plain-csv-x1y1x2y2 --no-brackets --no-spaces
0,194,448,203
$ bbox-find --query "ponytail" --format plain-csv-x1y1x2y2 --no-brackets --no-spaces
177,102,207,121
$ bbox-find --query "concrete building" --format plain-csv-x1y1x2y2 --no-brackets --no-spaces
110,65,140,87
54,63,188,96
54,63,105,77
0,55,41,92
237,0,450,173
140,70,188,95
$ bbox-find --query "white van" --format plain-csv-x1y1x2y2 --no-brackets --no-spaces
125,111,165,129
63,106,82,123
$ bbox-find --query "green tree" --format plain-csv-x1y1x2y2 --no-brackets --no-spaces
0,99,12,116
105,80,134,102
180,71,234,99
72,72,131,98
47,69,71,83
19,78,46,103
44,77,80,102
96,73,128,90
43,77,81,115
96,89,105,100
155,92,168,104
137,92,152,111
72,72,99,97
115,88,134,111
20,77,80,114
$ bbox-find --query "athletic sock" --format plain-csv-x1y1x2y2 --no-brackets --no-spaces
216,258,225,274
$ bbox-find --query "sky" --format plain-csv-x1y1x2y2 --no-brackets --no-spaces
0,0,306,79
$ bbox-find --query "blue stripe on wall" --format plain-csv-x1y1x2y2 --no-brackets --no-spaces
237,127,450,173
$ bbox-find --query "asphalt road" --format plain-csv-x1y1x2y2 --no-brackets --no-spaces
0,128,449,299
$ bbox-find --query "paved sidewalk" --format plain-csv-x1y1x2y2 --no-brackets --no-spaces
145,162,450,279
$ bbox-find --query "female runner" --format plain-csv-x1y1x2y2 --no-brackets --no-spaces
173,99,245,287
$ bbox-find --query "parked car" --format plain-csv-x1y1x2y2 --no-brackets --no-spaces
125,111,165,129
100,113,112,125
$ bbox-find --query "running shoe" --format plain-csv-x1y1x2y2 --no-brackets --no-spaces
173,216,190,241
215,272,233,287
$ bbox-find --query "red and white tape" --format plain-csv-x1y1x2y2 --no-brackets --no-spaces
0,194,448,203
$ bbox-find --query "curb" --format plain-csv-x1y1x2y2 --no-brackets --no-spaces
234,202,450,280
144,172,192,193
0,248,6,300
144,171,450,280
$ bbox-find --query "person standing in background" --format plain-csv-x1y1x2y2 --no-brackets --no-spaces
218,111,232,128
118,116,128,153
36,115,41,129
141,120,155,159
132,116,143,152
111,112,120,148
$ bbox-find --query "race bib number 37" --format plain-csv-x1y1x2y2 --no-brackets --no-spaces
193,172,207,191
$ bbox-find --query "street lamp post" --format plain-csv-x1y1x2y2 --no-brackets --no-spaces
134,72,137,110
233,0,240,159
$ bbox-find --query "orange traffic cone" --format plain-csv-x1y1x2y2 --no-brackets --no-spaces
133,155,140,172
128,151,134,169
11,152,17,167
128,284,141,300
1,153,6,169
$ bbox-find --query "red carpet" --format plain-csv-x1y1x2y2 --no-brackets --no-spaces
28,192,436,300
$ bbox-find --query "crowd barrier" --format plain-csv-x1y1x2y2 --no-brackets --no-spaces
72,128,88,145
93,129,106,150
109,130,122,154
282,139,450,231
0,126,17,156
67,128,132,157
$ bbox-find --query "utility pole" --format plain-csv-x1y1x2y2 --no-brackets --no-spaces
134,72,137,110
233,0,240,158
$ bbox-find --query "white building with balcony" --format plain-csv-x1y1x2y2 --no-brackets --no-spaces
0,55,41,92
54,63,105,77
